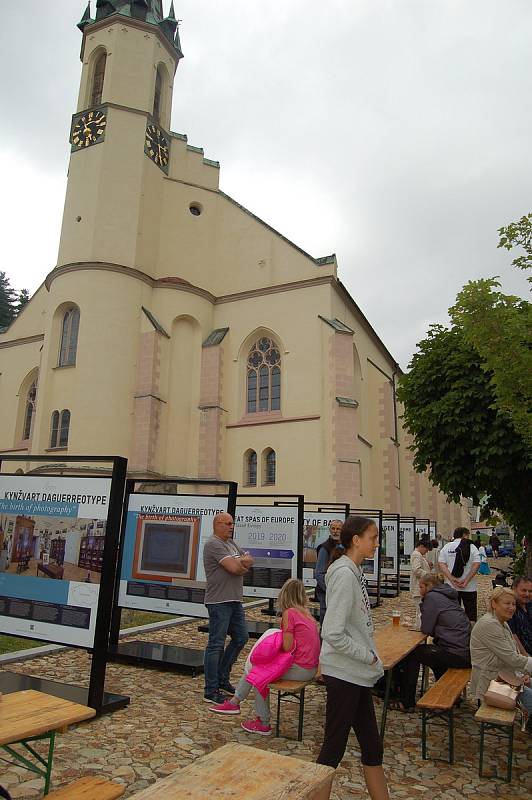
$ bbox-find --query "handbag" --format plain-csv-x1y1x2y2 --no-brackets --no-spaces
483,672,524,710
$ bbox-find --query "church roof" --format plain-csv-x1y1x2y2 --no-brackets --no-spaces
79,2,183,57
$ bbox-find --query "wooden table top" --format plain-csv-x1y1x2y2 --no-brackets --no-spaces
128,743,335,799
0,690,96,746
374,624,427,670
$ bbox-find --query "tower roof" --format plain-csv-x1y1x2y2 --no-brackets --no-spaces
81,2,183,58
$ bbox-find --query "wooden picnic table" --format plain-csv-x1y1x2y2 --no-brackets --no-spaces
0,689,96,795
128,742,335,799
374,623,427,740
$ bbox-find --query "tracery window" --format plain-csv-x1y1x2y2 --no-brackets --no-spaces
246,337,281,413
23,381,37,440
59,308,80,367
90,51,106,107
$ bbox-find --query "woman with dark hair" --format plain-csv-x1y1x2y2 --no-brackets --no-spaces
317,516,389,800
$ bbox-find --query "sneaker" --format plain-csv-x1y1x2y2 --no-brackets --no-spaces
209,699,241,715
241,717,272,736
203,691,227,704
219,682,236,695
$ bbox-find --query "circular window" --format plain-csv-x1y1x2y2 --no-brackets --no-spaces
189,203,202,216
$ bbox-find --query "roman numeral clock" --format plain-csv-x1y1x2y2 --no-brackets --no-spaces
70,108,107,150
144,122,170,174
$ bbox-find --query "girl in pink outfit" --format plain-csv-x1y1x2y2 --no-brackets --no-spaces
209,578,320,735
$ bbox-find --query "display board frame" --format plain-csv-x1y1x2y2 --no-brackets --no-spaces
0,454,128,713
235,494,304,600
349,507,383,605
108,478,237,673
298,502,350,588
415,518,430,544
381,513,401,597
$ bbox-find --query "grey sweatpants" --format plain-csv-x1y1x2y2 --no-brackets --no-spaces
234,662,317,724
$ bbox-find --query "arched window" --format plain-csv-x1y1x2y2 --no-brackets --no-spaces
244,450,257,486
50,410,70,449
50,411,60,448
59,308,80,367
153,67,162,122
90,51,106,107
246,337,281,413
263,448,276,485
22,381,37,441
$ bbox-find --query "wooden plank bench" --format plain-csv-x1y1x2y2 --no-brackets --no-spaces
269,678,314,741
416,668,471,763
128,742,335,799
46,777,125,799
475,702,517,782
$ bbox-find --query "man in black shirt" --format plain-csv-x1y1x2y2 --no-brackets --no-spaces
509,576,532,655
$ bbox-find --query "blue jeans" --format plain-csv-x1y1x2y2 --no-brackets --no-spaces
204,602,248,695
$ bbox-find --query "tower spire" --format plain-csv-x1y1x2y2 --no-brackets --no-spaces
77,2,93,32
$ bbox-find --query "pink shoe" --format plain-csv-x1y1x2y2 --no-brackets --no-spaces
241,717,272,736
209,699,241,715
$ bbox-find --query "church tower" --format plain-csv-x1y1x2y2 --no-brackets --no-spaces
57,0,183,272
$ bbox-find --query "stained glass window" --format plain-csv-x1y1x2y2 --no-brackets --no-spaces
59,308,80,367
246,337,281,413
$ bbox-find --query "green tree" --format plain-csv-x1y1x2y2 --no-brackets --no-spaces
497,213,532,280
14,288,30,316
449,279,532,448
0,271,17,329
396,324,532,573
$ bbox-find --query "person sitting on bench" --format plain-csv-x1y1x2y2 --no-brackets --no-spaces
209,578,320,736
471,586,532,729
393,572,471,712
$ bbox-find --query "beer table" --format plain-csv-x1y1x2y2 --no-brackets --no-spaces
374,623,427,741
0,689,96,795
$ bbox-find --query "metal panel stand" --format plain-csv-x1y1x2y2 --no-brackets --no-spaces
0,671,129,713
108,641,204,676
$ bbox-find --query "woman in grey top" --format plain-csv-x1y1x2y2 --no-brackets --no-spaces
317,516,389,800
470,586,532,720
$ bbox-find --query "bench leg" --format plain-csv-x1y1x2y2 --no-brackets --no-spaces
421,709,427,760
479,723,485,778
297,688,305,742
448,708,454,765
379,669,393,742
275,690,281,738
507,724,514,783
1,730,56,796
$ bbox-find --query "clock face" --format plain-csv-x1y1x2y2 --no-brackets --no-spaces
145,123,170,173
71,109,107,151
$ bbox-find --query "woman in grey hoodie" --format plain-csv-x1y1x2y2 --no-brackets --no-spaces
317,516,389,800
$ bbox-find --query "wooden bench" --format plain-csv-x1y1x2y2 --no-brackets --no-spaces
127,742,335,799
417,668,471,763
475,702,517,783
46,777,125,799
269,678,314,741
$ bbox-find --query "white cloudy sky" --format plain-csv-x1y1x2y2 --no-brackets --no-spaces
1,1,530,368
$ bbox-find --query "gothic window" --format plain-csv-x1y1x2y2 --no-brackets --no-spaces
22,381,37,441
90,51,106,107
263,448,276,485
59,308,80,367
50,410,70,449
246,337,281,413
244,450,257,486
153,67,162,122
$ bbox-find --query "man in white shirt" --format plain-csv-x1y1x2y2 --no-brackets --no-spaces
438,527,480,621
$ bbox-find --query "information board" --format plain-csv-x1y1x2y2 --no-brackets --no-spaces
399,518,415,572
415,519,430,541
117,493,228,616
359,513,381,578
0,474,112,648
234,505,299,598
302,512,346,587
429,521,437,539
381,516,399,575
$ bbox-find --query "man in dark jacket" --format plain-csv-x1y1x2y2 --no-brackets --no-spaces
315,520,343,624
394,572,471,710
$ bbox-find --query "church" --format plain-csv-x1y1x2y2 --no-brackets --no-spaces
0,1,468,533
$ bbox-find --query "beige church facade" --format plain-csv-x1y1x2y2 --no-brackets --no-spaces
0,1,468,534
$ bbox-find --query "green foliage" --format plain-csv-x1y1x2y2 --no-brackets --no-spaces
15,288,31,314
497,213,532,280
0,271,17,328
449,279,532,448
396,324,532,545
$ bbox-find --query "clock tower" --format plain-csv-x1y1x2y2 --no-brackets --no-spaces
55,0,182,274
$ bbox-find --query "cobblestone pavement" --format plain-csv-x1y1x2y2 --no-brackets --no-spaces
1,564,530,799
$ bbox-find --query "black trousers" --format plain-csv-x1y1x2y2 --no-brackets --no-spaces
396,644,471,709
457,590,477,622
317,675,383,768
